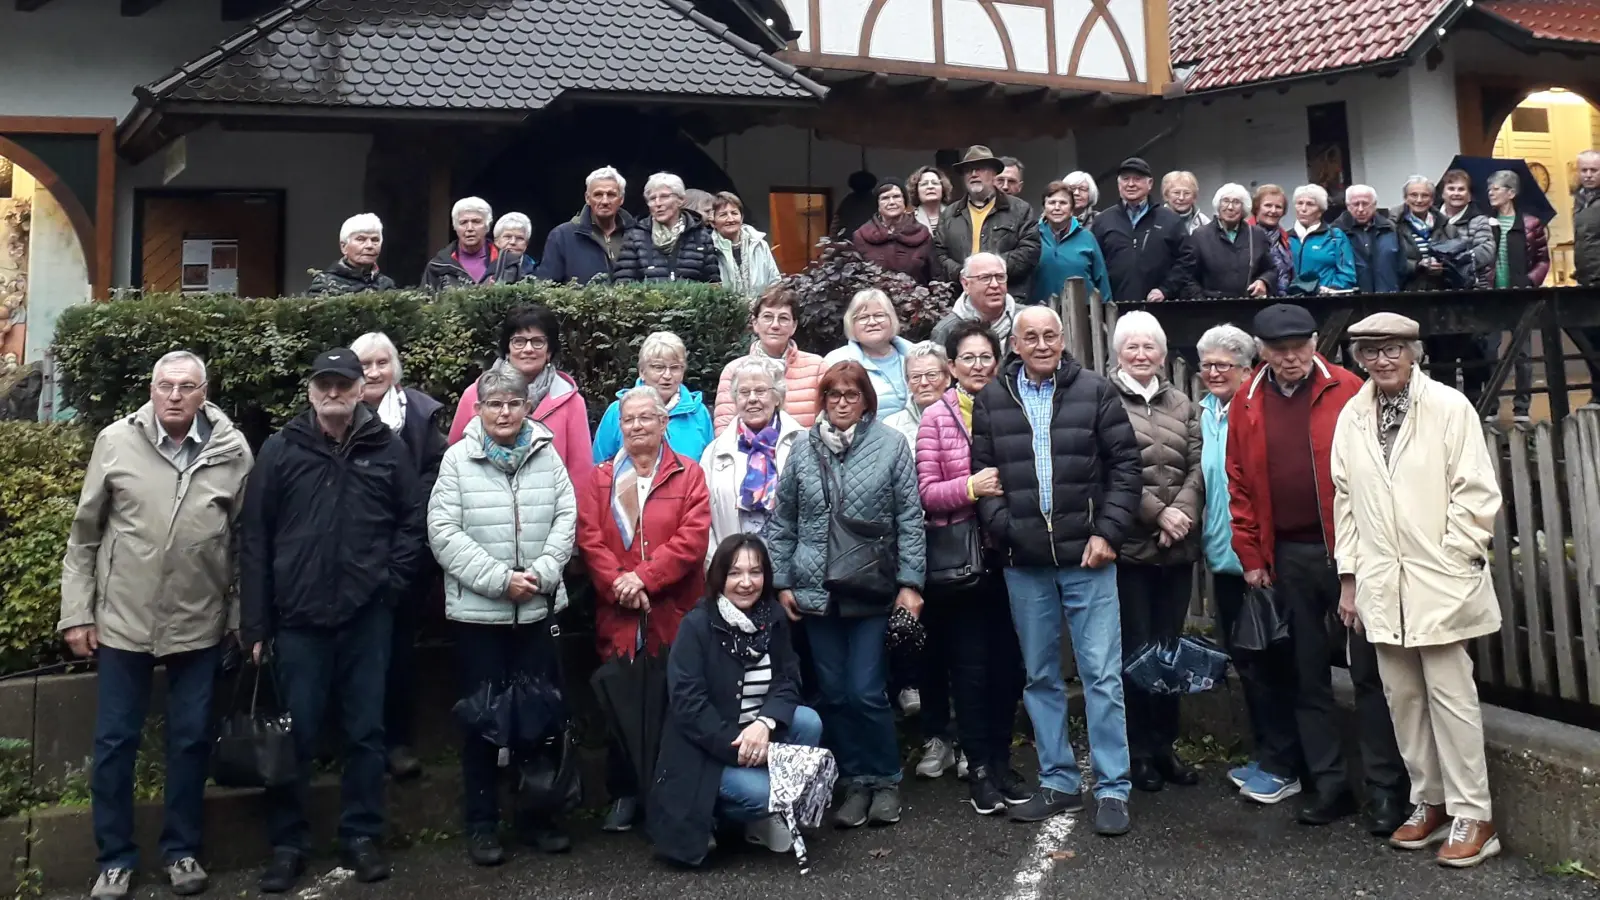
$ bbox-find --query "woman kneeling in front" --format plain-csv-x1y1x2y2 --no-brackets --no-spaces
649,535,822,866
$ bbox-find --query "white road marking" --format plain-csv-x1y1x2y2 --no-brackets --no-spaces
1001,813,1077,900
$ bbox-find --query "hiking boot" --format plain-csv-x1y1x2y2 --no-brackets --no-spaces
744,814,794,853
914,737,956,778
257,850,305,894
601,797,638,833
340,837,390,884
165,857,207,896
1094,797,1131,836
1008,787,1082,823
868,786,901,825
967,767,1005,815
833,784,872,829
1389,803,1449,850
387,746,422,781
1437,818,1501,868
91,868,132,900
467,832,505,867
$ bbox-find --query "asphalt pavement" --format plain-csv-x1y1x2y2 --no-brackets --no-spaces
94,760,1595,900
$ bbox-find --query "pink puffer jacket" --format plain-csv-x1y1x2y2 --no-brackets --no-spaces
916,389,976,527
712,341,826,434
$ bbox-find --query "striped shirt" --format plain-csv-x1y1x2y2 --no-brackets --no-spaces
1016,368,1056,517
738,654,774,724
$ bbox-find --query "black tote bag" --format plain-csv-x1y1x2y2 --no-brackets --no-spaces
1230,584,1289,653
814,436,898,602
212,660,297,790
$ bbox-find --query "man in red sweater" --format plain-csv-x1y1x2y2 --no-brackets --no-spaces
1226,304,1407,834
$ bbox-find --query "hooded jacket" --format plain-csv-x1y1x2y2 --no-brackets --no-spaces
1091,202,1189,302
239,405,426,645
1029,215,1113,305
822,337,916,418
428,418,576,625
970,355,1142,568
536,207,636,286
449,368,593,493
59,403,254,656
930,293,1017,348
933,192,1042,284
592,382,715,465
1110,372,1203,565
421,241,500,293
1288,222,1358,292
852,215,936,284
306,258,397,296
1178,219,1277,299
1331,210,1403,293
612,210,722,284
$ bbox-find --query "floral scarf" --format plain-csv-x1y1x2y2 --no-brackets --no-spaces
737,418,781,513
652,215,687,250
482,420,534,474
1376,381,1412,461
716,595,774,661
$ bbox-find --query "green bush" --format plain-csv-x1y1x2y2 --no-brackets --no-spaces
0,423,91,674
51,282,750,440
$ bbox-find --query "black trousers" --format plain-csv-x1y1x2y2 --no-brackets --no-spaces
925,572,1023,773
1210,572,1302,778
1117,562,1192,760
454,620,559,832
1275,540,1408,797
385,588,420,750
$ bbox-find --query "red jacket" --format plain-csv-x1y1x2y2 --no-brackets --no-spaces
1225,355,1362,573
578,445,711,660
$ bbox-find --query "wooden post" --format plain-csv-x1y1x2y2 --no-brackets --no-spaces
1063,278,1090,365
1561,410,1600,702
1535,422,1579,701
1507,426,1553,696
1487,426,1523,689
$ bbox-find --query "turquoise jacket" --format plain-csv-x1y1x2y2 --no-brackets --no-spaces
1029,216,1113,304
1200,393,1242,575
592,381,715,465
1288,223,1357,292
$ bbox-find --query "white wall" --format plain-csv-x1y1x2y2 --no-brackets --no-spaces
23,186,90,362
116,127,374,294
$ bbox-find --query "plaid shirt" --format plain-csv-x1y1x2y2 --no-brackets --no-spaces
1016,367,1057,517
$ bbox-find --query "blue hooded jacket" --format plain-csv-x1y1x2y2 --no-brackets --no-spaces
592,381,714,464
1029,215,1114,304
1288,222,1358,292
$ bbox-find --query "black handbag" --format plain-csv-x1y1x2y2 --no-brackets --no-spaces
1230,584,1289,653
212,659,297,790
925,518,983,590
814,436,898,602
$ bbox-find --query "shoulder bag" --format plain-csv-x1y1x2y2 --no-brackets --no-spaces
922,400,984,590
813,435,898,602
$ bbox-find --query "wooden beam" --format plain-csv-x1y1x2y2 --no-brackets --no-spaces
120,0,165,15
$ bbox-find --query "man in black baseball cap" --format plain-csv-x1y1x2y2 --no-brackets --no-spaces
239,345,425,892
1091,156,1187,303
1224,303,1409,834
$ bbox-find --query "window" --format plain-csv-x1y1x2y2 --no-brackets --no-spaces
767,188,831,275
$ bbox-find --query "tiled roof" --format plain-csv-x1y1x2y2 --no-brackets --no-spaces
1169,0,1451,93
140,0,824,110
1480,0,1600,44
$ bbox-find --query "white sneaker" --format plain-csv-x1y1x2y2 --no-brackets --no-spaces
898,688,922,716
744,814,794,853
915,737,956,778
91,868,132,900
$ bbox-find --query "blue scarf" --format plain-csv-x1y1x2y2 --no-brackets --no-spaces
482,421,534,474
737,418,781,512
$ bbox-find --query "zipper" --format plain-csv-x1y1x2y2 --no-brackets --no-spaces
509,471,523,570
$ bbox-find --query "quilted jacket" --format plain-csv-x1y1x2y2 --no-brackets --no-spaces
612,210,722,284
915,389,977,528
711,342,826,433
1111,373,1203,565
762,418,926,617
427,418,577,625
1440,206,1498,289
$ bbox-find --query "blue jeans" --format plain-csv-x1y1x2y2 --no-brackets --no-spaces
92,644,220,871
267,603,392,853
1004,565,1131,800
716,706,824,822
805,614,902,787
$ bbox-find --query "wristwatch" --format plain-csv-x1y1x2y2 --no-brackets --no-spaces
756,716,777,732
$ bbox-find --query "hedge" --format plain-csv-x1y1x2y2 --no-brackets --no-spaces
0,423,91,674
52,282,751,442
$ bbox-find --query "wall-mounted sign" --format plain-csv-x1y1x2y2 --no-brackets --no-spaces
181,238,238,295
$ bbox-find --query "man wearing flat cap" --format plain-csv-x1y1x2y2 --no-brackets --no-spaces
240,348,426,893
1330,312,1504,868
1091,157,1190,303
934,145,1041,284
1224,304,1408,834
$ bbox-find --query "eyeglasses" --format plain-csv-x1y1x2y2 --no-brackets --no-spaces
645,362,686,376
1199,362,1239,374
621,414,664,427
854,312,890,325
755,313,794,327
735,387,773,400
908,372,946,385
1355,343,1407,362
481,398,528,414
956,353,997,367
825,390,864,404
1018,332,1061,347
155,381,204,397
510,336,548,351
966,273,1006,285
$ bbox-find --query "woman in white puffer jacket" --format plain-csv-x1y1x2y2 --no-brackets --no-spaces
427,360,578,866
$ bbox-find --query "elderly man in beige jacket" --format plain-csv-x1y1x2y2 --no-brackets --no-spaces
59,351,254,900
1330,313,1503,870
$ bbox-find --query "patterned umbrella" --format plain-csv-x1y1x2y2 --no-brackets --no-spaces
765,743,838,874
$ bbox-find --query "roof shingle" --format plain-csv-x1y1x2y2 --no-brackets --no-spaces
1481,0,1600,44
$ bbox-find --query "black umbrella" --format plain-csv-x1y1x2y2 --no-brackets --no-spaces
1438,155,1558,224
589,614,670,796
451,595,568,762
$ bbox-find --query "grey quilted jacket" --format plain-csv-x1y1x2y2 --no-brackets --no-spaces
427,418,577,625
1112,373,1203,566
763,418,926,617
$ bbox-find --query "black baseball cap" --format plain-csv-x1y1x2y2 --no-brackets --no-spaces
1252,304,1319,342
1117,157,1153,178
310,347,363,380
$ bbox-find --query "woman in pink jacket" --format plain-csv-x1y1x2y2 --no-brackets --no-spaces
448,305,593,492
712,284,825,433
914,319,1025,817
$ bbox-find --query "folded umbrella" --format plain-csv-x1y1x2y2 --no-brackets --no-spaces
1125,636,1231,696
589,615,670,797
766,743,838,874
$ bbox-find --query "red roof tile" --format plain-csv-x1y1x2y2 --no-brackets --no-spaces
1481,0,1600,43
1169,0,1450,93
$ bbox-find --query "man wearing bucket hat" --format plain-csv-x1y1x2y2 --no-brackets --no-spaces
933,145,1041,285
1224,305,1408,834
1091,157,1190,303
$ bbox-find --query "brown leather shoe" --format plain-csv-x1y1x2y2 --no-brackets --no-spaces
1389,803,1449,850
1436,818,1502,868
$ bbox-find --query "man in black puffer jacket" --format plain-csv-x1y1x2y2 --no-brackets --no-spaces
971,305,1141,835
239,348,425,894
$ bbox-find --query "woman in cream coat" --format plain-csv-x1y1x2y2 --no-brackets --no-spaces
1330,312,1503,870
701,357,804,562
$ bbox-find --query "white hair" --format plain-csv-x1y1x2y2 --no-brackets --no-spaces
1293,184,1330,211
476,359,528,399
902,341,949,379
586,166,627,196
339,213,382,244
1063,171,1099,206
1579,149,1600,164
452,196,493,225
727,356,788,405
1488,170,1521,193
637,331,687,368
493,212,532,240
619,384,670,416
1211,183,1252,214
643,172,686,199
152,350,207,384
1345,184,1378,205
1196,324,1256,368
1402,175,1434,195
842,289,901,342
960,252,1007,279
350,331,402,383
1112,310,1168,356
1015,305,1063,331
